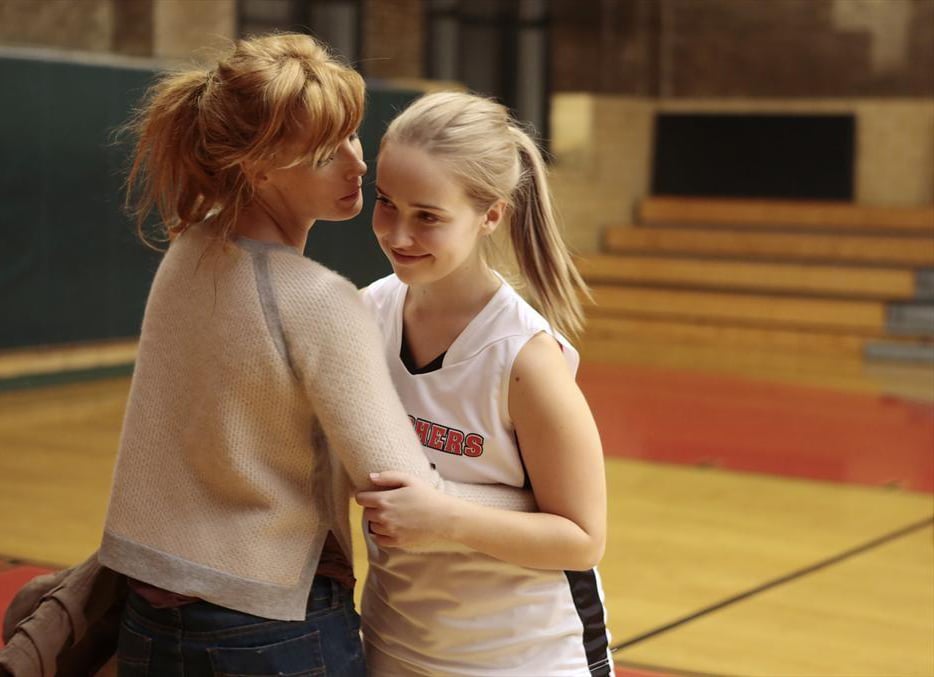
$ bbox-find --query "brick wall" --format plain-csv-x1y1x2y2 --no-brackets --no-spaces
113,0,153,57
361,0,424,79
552,0,661,96
552,0,934,97
0,0,114,52
0,0,236,60
152,0,235,60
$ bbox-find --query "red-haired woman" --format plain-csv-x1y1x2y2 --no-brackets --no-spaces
99,34,532,676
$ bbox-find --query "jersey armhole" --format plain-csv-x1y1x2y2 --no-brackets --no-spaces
504,331,563,492
502,330,562,427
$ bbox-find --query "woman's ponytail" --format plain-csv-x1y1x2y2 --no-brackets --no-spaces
125,68,222,247
121,33,365,249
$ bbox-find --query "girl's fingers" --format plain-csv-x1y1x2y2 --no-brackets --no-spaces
371,534,398,548
355,491,384,507
363,509,394,537
369,471,412,488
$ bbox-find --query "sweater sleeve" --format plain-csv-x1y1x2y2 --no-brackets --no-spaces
275,260,536,513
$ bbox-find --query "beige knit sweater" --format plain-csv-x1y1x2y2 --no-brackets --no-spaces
100,226,534,621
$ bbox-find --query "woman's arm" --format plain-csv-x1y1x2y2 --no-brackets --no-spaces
280,265,535,513
358,332,606,570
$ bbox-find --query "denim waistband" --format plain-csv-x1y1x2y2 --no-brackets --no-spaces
125,575,350,637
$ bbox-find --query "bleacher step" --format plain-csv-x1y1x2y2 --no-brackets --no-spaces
578,254,916,299
640,197,934,233
886,304,934,337
589,286,886,334
582,315,934,357
915,269,934,300
864,341,934,364
603,227,934,267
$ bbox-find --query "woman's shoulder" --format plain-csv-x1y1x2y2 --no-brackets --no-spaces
360,273,402,302
265,248,350,287
263,249,363,314
360,273,403,317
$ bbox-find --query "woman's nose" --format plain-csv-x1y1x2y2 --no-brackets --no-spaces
354,158,367,176
344,141,367,179
347,156,367,179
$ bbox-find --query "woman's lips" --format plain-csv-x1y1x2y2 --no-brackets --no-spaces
339,187,361,202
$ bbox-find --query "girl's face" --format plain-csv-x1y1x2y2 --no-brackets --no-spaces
256,132,367,228
373,142,501,286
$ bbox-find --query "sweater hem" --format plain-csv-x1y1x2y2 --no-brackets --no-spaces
99,531,317,621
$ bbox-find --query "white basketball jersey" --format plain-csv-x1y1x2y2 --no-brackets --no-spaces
360,274,612,676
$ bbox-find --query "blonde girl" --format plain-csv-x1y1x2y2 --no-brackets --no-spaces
358,92,611,675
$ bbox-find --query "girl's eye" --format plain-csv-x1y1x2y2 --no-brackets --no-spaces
419,212,439,224
349,131,359,142
375,195,394,208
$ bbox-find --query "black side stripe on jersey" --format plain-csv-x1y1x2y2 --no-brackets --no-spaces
512,432,532,490
565,570,612,676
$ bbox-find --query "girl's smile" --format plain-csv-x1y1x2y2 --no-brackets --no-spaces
389,249,432,265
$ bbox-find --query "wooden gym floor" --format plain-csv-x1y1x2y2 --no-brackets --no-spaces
0,360,932,676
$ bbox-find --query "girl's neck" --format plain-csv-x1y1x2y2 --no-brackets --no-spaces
235,202,311,253
406,258,501,320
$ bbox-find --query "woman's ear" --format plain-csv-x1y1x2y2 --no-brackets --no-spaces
240,159,269,187
481,199,508,235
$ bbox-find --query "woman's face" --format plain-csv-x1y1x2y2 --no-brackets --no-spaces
372,142,498,286
257,132,367,228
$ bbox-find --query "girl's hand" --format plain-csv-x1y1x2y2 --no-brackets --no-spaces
355,471,457,549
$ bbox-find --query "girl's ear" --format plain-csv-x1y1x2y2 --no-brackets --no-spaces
481,199,508,235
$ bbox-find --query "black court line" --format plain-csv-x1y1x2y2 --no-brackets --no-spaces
0,553,64,571
613,658,739,677
610,515,934,653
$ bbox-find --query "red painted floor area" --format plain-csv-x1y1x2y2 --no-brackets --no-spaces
579,362,934,492
0,565,54,648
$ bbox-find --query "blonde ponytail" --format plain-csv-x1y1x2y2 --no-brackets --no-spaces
508,127,590,338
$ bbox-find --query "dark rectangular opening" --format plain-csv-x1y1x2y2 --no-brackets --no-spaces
651,113,855,201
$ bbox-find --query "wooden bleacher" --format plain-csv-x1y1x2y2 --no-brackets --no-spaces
589,286,887,332
580,197,934,401
578,255,918,299
639,197,934,233
603,228,934,267
585,316,870,356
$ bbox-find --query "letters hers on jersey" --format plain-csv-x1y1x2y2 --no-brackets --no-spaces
409,415,485,457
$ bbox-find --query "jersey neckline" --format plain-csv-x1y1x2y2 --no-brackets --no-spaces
392,275,512,375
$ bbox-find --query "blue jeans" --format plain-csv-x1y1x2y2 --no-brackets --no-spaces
117,576,365,676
